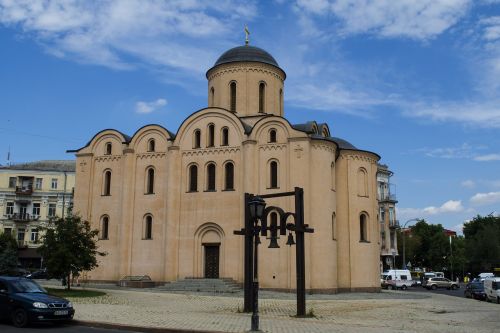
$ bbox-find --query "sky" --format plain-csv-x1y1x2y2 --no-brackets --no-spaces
1,0,500,233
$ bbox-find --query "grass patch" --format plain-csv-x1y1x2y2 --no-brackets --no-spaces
46,288,106,298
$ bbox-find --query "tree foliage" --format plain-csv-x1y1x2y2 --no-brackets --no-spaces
0,232,18,273
37,214,105,290
463,214,500,273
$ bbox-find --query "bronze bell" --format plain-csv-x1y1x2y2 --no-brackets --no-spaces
268,236,280,248
286,232,295,246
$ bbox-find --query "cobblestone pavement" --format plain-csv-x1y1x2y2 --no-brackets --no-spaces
40,282,500,333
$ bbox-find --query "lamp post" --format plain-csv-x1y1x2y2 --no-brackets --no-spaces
402,218,420,269
248,196,266,332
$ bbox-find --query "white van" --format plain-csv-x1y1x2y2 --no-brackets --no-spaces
381,269,414,290
484,277,500,303
478,272,494,281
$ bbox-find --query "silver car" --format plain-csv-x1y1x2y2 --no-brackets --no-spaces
424,277,459,290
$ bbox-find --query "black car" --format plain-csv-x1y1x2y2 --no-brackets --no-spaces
0,276,74,327
25,269,50,280
464,281,486,300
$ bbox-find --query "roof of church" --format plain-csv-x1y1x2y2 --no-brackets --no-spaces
214,45,280,68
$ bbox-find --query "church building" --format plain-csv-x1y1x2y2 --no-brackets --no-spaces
70,42,382,292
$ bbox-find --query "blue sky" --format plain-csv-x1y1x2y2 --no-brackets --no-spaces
1,0,500,233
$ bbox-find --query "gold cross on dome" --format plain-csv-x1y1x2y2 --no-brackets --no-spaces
245,25,250,45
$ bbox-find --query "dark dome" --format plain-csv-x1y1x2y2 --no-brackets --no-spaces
213,45,280,68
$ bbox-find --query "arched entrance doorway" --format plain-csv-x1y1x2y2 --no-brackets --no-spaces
194,223,225,279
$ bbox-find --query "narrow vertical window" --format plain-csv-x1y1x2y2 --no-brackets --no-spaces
331,162,335,190
224,162,234,190
357,168,368,197
105,142,112,155
332,212,336,240
189,165,198,192
207,163,216,191
194,129,201,148
144,215,153,240
210,87,215,107
270,161,278,188
259,82,265,113
221,127,229,146
230,81,236,112
279,89,283,115
146,167,155,194
103,170,111,196
207,124,215,147
269,129,277,143
101,216,109,240
360,214,367,242
148,139,155,152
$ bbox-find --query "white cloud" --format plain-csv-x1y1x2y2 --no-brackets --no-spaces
135,98,167,114
398,200,465,219
295,0,471,40
470,191,500,205
461,180,476,188
480,16,500,41
473,153,500,161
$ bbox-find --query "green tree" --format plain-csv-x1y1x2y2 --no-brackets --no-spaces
37,214,105,290
463,214,500,274
0,232,18,273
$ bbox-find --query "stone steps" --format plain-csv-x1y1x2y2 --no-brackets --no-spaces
158,278,241,293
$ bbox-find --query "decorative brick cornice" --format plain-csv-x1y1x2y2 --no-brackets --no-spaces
207,63,285,81
338,152,378,164
311,143,336,154
182,147,241,157
94,155,122,162
136,152,167,160
258,144,287,152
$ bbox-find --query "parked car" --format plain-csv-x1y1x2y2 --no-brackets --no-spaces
25,269,50,280
484,277,500,304
423,277,459,290
0,276,74,327
0,267,30,277
381,269,414,290
478,272,495,282
464,282,486,300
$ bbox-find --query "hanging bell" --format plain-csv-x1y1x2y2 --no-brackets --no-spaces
255,236,261,245
268,236,280,248
286,232,296,246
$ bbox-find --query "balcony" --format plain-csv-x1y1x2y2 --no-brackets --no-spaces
15,185,33,195
378,192,397,201
9,213,39,222
389,220,400,229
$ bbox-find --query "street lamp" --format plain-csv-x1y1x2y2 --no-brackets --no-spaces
402,218,420,269
248,196,266,332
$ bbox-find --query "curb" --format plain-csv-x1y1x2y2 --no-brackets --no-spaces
71,320,236,333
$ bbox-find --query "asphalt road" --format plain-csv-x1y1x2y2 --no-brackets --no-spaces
400,284,466,298
0,323,142,333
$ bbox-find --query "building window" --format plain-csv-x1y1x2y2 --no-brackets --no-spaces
32,203,40,216
148,139,155,152
221,127,229,146
189,164,198,192
6,202,14,215
206,163,216,191
48,203,56,217
146,167,155,194
210,87,215,107
207,124,215,147
269,160,278,188
269,129,277,143
230,81,236,112
259,82,265,113
8,177,16,188
100,216,109,240
17,229,25,242
380,207,385,222
30,229,38,242
51,178,58,189
144,215,153,240
331,162,335,190
332,212,336,240
390,231,395,249
35,178,43,190
389,207,394,224
3,228,11,236
357,168,368,197
194,129,201,148
103,170,111,196
105,142,112,155
224,162,234,190
360,213,368,242
279,89,283,114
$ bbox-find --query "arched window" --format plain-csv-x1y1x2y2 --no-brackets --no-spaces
207,124,215,147
105,142,112,155
259,82,265,113
144,215,153,240
194,129,201,148
148,139,155,152
279,89,283,114
360,213,368,242
331,161,335,190
100,216,109,240
332,212,336,240
357,168,368,197
103,170,111,196
189,164,198,192
269,129,277,143
270,211,278,227
210,87,215,107
269,160,278,188
221,127,229,146
146,167,154,194
206,163,216,191
230,81,236,112
224,162,234,190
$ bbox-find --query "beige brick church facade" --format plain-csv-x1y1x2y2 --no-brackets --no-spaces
71,43,381,292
